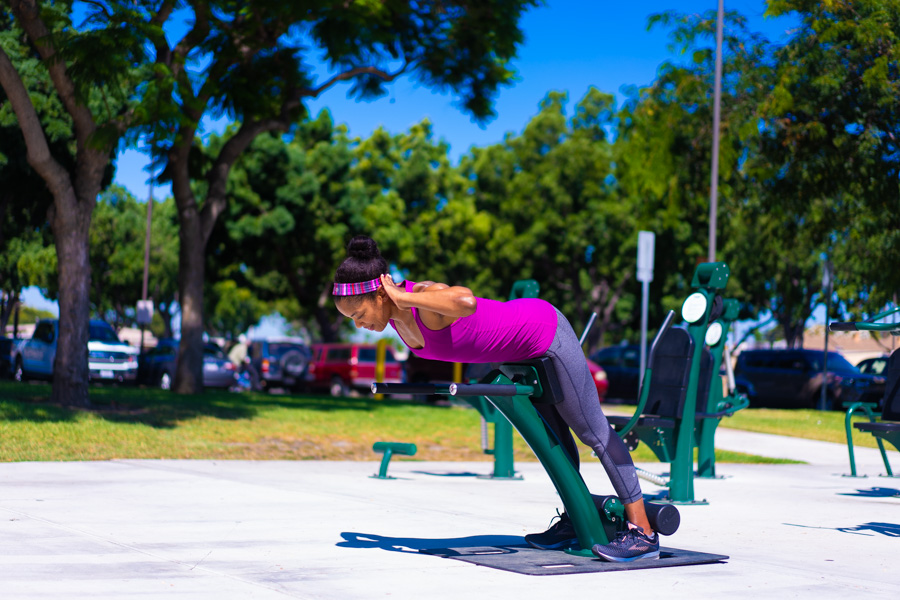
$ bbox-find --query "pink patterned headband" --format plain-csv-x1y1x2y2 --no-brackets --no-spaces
332,277,383,297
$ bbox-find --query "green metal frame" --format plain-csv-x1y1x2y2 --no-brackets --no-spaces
696,299,749,479
459,395,520,479
831,307,900,478
842,402,894,478
371,442,418,479
616,262,732,504
455,279,541,480
480,366,621,555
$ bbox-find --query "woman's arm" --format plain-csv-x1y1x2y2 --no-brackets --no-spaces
380,275,476,328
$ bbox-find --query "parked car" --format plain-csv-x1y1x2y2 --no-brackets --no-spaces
590,344,641,402
309,343,403,396
247,338,312,393
733,349,886,409
138,339,236,390
857,356,889,377
14,319,139,383
586,358,609,402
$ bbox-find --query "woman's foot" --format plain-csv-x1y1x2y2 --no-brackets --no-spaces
524,511,577,550
591,522,660,562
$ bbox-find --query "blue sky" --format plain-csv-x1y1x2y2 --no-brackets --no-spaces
113,0,800,200
25,1,805,336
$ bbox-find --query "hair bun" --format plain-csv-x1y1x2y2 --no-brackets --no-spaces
347,235,381,261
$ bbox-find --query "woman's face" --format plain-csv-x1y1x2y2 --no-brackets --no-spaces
335,292,390,332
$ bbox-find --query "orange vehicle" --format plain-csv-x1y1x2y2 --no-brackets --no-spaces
309,343,403,396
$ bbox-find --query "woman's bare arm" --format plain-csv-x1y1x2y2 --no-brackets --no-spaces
380,275,476,328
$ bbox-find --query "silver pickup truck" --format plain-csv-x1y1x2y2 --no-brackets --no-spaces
14,319,139,383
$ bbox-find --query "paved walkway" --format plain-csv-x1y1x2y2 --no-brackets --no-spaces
0,431,897,599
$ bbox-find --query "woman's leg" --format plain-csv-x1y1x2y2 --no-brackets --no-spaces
545,309,652,533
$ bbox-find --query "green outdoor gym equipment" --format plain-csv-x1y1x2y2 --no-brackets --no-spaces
451,280,541,480
696,298,750,479
375,357,681,556
609,262,736,504
371,442,418,479
831,307,900,478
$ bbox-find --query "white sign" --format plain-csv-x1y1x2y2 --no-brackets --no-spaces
637,231,655,283
136,300,154,325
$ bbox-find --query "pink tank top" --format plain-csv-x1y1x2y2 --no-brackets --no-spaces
390,280,558,363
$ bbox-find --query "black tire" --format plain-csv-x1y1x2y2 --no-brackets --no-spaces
280,350,307,379
329,376,348,397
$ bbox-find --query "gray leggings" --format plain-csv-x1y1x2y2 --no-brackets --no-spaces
535,309,643,504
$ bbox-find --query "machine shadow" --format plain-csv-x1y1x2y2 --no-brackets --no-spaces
337,531,526,554
410,470,485,477
785,521,900,537
837,487,900,498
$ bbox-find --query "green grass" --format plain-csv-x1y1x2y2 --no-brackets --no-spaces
722,407,889,450
0,381,870,464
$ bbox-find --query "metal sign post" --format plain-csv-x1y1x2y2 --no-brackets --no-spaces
819,260,833,411
637,231,656,380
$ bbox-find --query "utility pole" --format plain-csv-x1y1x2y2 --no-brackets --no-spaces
138,153,155,353
819,260,833,411
709,0,724,262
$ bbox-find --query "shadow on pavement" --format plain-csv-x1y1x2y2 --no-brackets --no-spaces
410,470,486,477
785,521,900,537
837,487,900,498
337,531,525,554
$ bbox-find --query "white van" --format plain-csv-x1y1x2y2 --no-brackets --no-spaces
14,319,139,383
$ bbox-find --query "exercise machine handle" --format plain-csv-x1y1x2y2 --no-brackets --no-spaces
829,322,857,332
371,382,452,395
449,383,534,397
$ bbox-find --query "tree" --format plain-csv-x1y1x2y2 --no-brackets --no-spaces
762,0,900,320
613,9,840,347
0,1,133,406
0,98,56,331
121,0,539,393
213,110,369,342
89,185,179,332
453,89,631,349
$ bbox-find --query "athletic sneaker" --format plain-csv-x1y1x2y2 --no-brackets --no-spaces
524,510,578,550
591,522,660,562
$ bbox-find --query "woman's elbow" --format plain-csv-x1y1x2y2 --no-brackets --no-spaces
457,292,477,317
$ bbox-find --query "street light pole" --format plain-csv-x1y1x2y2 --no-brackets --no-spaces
819,260,833,411
709,0,724,262
140,159,154,354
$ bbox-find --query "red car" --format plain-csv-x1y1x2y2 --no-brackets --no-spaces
587,358,609,402
309,343,403,396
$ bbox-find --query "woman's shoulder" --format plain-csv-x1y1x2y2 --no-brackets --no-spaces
409,280,448,293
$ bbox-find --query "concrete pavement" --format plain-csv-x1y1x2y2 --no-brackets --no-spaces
0,431,897,599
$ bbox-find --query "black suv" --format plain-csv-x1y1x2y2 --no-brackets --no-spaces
590,344,641,402
733,349,886,409
248,338,312,392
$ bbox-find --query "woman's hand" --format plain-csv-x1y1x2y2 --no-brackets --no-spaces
380,274,411,311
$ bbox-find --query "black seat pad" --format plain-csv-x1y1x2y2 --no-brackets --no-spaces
879,350,900,421
855,421,900,433
607,414,676,430
498,357,565,404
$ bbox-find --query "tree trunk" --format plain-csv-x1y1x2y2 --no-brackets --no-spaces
0,290,18,332
0,38,102,409
173,208,206,394
51,205,93,407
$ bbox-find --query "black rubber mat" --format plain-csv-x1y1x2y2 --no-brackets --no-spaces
420,544,728,576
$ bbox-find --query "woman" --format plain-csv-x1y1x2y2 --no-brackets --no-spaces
332,236,659,562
